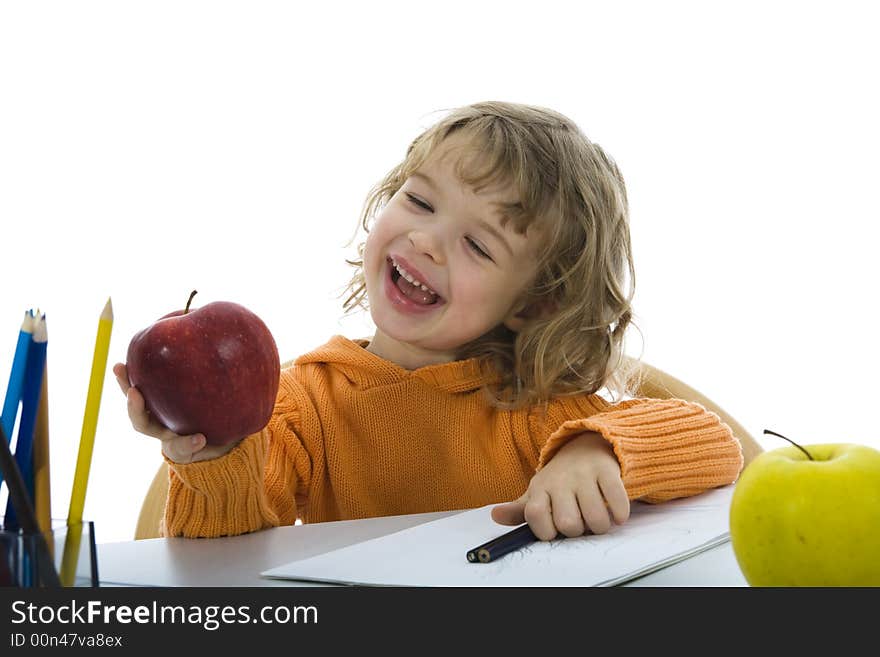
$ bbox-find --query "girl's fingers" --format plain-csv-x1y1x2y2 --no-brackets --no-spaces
490,493,528,526
126,387,178,442
125,385,231,463
112,362,130,395
548,490,586,538
120,369,232,464
161,433,206,465
126,387,155,435
576,482,612,535
523,490,556,541
598,473,630,525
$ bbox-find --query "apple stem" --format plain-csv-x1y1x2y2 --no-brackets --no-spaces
763,429,814,460
184,290,198,315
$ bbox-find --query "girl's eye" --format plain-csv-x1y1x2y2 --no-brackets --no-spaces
405,193,433,211
466,237,493,261
403,191,493,262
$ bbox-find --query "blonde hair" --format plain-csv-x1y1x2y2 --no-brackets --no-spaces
343,101,638,408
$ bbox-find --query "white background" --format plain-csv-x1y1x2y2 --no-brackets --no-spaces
1,1,877,544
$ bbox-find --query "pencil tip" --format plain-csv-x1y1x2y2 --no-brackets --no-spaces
32,314,48,342
103,297,114,319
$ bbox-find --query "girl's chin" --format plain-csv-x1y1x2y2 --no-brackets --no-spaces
369,317,461,354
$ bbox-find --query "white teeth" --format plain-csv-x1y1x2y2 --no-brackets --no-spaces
391,259,437,296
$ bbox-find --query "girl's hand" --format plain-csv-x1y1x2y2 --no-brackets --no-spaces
112,362,239,464
491,431,630,540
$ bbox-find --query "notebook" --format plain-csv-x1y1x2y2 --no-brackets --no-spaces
261,485,734,586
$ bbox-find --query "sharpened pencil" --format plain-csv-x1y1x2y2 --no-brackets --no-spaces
4,313,47,530
33,322,52,537
1,311,34,435
0,312,34,488
66,298,113,527
62,298,112,586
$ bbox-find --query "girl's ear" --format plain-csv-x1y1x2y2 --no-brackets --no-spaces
503,298,557,333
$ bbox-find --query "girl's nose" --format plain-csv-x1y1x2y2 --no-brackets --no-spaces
408,229,446,265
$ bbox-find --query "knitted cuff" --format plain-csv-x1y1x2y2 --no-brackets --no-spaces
164,432,277,537
538,399,743,503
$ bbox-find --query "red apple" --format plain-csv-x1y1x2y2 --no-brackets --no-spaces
126,291,280,446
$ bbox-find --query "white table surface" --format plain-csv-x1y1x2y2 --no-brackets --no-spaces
96,510,748,587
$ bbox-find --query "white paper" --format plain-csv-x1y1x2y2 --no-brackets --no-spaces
261,485,734,587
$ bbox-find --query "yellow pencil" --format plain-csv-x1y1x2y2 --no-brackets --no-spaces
61,298,113,585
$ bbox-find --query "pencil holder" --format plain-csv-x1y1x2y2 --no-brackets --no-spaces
0,519,99,587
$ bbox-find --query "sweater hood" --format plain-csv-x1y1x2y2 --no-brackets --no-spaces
294,335,500,393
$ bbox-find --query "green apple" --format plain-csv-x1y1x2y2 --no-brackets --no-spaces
729,436,880,586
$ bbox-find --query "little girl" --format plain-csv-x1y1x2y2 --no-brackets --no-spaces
114,101,745,540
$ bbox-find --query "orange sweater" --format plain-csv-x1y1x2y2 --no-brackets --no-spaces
163,336,743,538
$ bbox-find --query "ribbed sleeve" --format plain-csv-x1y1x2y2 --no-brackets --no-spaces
537,398,743,503
164,432,280,537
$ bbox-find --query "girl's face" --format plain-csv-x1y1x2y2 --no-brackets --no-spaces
363,137,540,369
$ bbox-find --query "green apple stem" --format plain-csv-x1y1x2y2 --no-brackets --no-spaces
763,429,814,460
184,290,198,315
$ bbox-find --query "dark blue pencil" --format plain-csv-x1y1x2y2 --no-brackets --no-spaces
467,523,539,563
4,314,47,530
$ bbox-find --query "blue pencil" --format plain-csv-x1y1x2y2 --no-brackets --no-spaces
4,313,47,530
1,312,34,441
0,311,34,489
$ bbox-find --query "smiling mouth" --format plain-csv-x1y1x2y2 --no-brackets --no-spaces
388,257,442,305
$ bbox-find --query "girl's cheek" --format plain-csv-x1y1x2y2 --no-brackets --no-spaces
361,234,378,272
